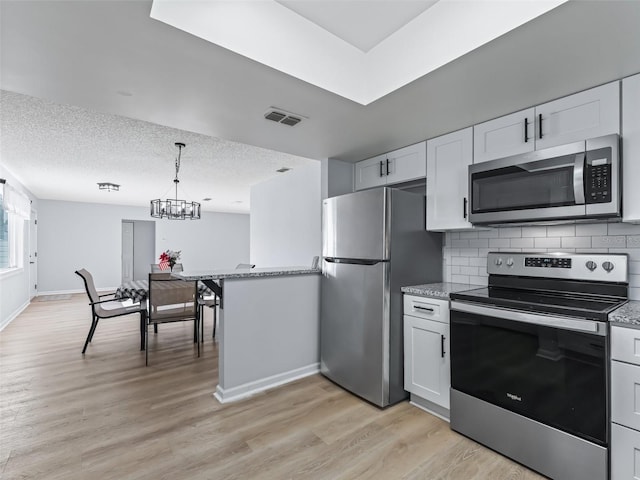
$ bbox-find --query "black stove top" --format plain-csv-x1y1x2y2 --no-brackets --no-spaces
450,286,627,322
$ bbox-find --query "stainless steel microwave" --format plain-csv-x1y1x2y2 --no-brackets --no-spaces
468,134,620,225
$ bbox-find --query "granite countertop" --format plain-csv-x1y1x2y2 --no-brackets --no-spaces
175,266,321,281
609,300,640,327
401,282,481,300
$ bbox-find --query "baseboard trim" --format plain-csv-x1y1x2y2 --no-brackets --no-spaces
214,363,320,404
0,299,30,332
409,394,450,422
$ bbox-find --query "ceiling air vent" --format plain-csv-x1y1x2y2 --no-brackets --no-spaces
264,107,307,127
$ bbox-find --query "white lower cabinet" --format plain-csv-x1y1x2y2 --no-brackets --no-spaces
611,423,640,480
611,325,640,479
403,295,450,418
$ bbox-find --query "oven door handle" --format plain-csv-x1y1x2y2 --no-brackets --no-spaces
450,301,606,336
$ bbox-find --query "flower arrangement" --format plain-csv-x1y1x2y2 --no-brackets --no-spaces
159,249,181,271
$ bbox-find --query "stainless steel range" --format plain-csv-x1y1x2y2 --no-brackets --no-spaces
450,252,629,480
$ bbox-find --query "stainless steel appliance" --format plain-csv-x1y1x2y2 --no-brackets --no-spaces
321,188,443,408
450,252,629,480
469,134,620,225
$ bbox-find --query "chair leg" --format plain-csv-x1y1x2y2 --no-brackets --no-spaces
82,317,98,354
88,318,100,342
145,320,149,366
196,318,200,358
140,311,146,351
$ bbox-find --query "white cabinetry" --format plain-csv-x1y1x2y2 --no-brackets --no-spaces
610,325,640,479
623,73,640,223
403,295,450,419
473,108,535,163
353,154,387,191
354,142,426,191
426,127,473,231
473,81,620,162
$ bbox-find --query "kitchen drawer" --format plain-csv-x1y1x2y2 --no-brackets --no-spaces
612,325,640,366
612,360,640,431
611,423,640,480
403,295,449,324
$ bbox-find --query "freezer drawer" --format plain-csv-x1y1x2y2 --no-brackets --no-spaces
320,260,390,406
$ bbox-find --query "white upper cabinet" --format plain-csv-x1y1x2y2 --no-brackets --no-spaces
473,81,620,163
354,153,387,191
426,127,473,231
536,81,620,149
354,142,426,191
622,73,640,223
473,108,535,163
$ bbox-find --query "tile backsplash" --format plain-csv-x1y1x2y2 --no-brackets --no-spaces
443,221,640,300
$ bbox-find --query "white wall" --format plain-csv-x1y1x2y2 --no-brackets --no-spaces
0,164,38,330
37,200,249,293
321,158,353,199
250,163,321,267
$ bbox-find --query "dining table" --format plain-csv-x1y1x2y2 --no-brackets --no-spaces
115,278,217,350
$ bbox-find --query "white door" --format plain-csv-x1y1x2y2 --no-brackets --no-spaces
404,315,450,409
354,154,388,190
121,221,134,284
535,81,620,150
385,142,426,184
473,108,535,163
29,210,37,298
426,127,474,231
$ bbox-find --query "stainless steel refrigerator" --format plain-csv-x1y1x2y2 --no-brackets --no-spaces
320,187,443,407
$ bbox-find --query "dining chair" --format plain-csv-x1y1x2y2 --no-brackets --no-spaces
75,269,147,354
147,272,199,365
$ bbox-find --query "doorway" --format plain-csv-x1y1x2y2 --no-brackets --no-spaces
121,220,155,283
29,209,37,299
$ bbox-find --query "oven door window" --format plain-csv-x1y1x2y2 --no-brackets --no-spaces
451,311,606,446
471,161,576,214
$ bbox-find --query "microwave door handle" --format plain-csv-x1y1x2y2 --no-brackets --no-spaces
573,152,586,205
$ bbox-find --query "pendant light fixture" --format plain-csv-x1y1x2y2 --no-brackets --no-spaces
150,142,201,220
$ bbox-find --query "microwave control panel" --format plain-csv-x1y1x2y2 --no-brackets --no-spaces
585,147,612,204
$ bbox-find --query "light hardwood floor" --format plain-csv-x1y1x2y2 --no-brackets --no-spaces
1,294,547,480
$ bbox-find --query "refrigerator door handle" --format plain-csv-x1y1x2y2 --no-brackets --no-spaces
324,257,385,266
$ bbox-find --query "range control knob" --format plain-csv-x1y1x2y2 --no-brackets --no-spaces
495,258,503,266
602,261,615,273
585,261,597,271
506,258,514,267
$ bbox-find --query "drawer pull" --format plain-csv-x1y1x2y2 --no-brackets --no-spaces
414,305,434,312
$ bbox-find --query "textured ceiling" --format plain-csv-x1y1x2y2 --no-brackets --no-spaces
0,91,316,213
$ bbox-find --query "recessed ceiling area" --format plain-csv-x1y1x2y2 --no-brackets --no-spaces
150,0,567,105
276,0,439,53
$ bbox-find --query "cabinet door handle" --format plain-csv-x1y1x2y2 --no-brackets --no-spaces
463,197,468,219
441,335,446,358
538,113,543,139
524,118,529,143
386,158,390,176
379,160,384,177
414,305,434,312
